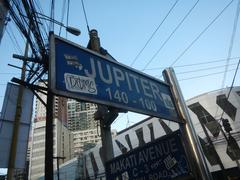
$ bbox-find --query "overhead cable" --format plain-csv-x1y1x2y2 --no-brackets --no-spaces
221,0,240,88
81,0,90,33
144,56,240,70
178,68,236,81
6,27,23,54
142,0,200,70
59,0,67,36
176,63,237,74
170,0,235,67
66,0,70,38
130,0,180,67
219,59,240,120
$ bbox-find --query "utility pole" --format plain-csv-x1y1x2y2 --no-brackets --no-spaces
45,87,54,179
7,36,29,180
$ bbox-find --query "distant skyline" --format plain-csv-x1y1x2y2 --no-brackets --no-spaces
0,0,239,131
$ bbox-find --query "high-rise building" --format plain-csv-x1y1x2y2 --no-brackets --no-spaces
67,99,102,156
29,81,73,179
72,128,101,156
67,99,98,131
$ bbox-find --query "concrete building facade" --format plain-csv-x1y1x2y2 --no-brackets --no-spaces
67,99,98,131
67,99,102,156
28,81,73,179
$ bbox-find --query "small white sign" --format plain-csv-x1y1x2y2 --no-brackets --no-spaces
161,93,175,109
64,73,97,95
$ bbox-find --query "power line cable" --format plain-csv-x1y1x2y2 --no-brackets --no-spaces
170,0,235,67
176,63,237,74
0,73,20,75
221,0,240,88
142,0,200,70
5,27,23,54
215,0,240,118
81,0,90,33
219,59,240,120
129,0,180,67
178,68,236,81
59,0,67,36
33,0,49,37
144,56,240,70
66,0,70,38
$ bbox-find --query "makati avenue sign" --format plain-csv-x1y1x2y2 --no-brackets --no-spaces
50,35,180,122
105,131,190,179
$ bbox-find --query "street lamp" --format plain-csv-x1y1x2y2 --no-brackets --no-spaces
21,12,81,36
37,12,81,36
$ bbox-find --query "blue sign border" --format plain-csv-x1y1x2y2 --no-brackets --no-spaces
50,34,180,122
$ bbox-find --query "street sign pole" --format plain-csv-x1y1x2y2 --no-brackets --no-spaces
163,68,213,180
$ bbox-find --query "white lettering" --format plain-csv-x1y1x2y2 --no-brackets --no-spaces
97,60,112,84
113,67,125,87
84,57,96,78
141,78,153,98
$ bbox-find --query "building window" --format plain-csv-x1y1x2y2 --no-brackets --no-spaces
216,94,237,121
135,128,145,146
188,102,220,137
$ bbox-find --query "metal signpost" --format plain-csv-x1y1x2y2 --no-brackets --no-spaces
163,68,213,180
105,130,190,179
49,35,180,123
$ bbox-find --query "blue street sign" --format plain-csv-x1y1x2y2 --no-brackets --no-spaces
105,130,190,180
50,35,180,122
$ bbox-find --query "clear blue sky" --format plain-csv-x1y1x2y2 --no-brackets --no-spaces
0,0,239,132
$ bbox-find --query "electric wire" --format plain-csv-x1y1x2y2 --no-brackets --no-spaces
5,27,23,54
142,0,200,71
214,0,240,119
170,0,235,66
33,0,49,38
59,0,67,36
148,63,237,75
176,63,237,75
9,18,26,45
221,0,240,88
219,59,240,120
144,56,240,70
66,0,70,38
129,0,180,67
81,0,90,33
178,68,236,81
